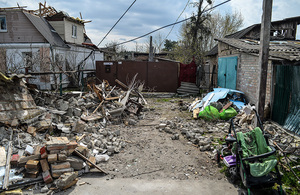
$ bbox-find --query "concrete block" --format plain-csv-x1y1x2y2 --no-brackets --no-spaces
56,172,78,190
66,156,84,170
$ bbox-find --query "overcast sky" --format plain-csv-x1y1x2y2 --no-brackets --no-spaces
1,0,300,51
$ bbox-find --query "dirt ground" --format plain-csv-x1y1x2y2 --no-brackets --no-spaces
100,97,224,180
56,97,238,194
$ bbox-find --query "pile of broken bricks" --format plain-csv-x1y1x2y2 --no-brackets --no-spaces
0,73,148,193
0,136,107,193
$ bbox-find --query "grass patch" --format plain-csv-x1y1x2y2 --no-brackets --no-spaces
279,157,300,194
156,98,172,102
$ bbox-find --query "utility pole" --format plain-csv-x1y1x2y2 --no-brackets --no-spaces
257,0,273,126
149,36,154,62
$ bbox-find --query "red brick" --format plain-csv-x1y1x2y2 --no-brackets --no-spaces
40,146,48,159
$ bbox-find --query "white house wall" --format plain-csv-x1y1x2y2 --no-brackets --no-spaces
64,19,84,45
48,21,65,40
0,43,103,90
0,43,52,90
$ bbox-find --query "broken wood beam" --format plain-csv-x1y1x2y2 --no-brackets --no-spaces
74,149,107,174
104,97,120,101
219,102,233,113
0,147,6,166
115,79,128,90
3,130,13,190
92,100,104,114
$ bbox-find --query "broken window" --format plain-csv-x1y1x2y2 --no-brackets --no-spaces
296,24,300,40
72,25,77,38
0,15,7,32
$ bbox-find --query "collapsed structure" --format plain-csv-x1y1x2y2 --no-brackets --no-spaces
0,72,147,192
0,3,103,90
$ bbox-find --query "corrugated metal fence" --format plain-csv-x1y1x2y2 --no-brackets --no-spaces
272,64,300,134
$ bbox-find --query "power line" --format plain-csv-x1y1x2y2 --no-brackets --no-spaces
158,0,191,49
111,0,231,48
97,0,137,47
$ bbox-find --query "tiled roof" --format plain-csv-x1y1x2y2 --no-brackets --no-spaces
216,38,300,61
206,25,258,56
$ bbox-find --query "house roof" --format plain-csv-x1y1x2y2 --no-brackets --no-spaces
23,11,67,47
216,38,300,61
46,11,86,24
206,24,258,56
206,16,300,57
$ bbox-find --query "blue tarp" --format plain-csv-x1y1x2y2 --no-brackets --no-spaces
193,88,246,111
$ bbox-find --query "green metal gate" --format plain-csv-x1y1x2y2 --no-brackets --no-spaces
272,65,300,134
217,56,238,89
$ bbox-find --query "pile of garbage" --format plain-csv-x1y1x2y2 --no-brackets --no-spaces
189,88,247,121
0,73,147,193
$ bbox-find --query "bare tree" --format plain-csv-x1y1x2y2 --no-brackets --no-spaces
143,33,165,53
207,11,244,49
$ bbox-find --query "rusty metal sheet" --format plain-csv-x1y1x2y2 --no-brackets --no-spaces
147,62,178,92
117,61,148,87
96,61,179,92
96,61,117,85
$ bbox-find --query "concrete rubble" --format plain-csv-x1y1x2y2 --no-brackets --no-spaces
0,74,147,193
0,73,298,193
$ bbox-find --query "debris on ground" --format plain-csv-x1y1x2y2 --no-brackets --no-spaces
0,73,298,194
0,73,147,193
189,88,247,120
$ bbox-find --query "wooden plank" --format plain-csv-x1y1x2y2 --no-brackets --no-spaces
51,162,71,170
18,154,41,164
74,149,107,174
3,131,13,190
219,102,233,113
40,159,50,172
115,79,129,90
92,100,104,114
0,146,6,166
104,96,120,101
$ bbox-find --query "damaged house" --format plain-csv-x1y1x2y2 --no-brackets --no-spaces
206,16,300,134
0,5,103,90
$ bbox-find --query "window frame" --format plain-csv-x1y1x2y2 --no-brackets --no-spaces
72,24,77,38
0,15,7,32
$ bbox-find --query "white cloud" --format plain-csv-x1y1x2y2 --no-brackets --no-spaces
1,0,299,50
230,0,262,28
230,0,300,28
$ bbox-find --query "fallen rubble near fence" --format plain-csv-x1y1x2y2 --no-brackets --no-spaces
0,72,299,194
184,88,300,193
0,72,147,193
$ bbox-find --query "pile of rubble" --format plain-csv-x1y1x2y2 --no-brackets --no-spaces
0,73,147,193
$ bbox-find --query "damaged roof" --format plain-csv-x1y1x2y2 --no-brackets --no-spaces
216,38,300,61
206,16,300,57
23,11,67,47
206,24,258,56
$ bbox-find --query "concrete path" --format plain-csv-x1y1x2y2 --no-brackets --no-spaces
57,177,237,195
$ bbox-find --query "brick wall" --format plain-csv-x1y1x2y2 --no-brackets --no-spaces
218,42,272,105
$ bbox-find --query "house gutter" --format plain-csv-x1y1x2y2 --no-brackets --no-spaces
0,43,51,48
